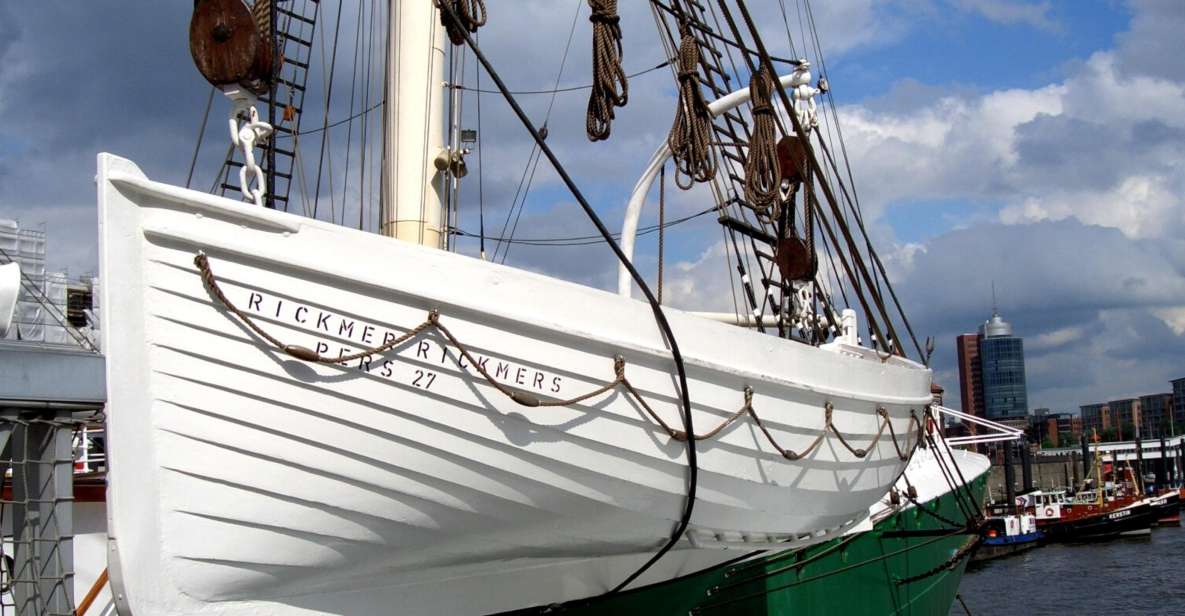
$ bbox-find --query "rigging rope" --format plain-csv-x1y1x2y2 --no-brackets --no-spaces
251,0,272,40
585,0,628,141
667,26,716,189
437,0,486,45
743,67,780,213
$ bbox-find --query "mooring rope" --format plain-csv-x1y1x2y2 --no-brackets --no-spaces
743,66,780,212
585,0,628,142
668,26,716,189
194,252,918,457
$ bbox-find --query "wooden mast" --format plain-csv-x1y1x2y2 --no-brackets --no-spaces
381,0,447,247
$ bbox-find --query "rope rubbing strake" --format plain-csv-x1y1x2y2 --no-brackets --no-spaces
668,26,716,189
743,67,780,212
586,0,628,142
195,253,918,458
894,534,983,585
437,0,487,46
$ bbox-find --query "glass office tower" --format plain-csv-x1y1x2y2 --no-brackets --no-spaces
978,312,1028,420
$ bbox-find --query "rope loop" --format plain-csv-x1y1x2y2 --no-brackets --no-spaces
437,0,487,46
586,0,628,142
744,67,781,212
668,30,716,189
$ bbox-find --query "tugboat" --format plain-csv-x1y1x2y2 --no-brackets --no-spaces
1019,439,1155,541
1150,490,1181,526
971,509,1041,564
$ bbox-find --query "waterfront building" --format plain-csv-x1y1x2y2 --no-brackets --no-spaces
1032,412,1081,448
1065,415,1083,440
955,308,1029,444
1081,402,1111,436
1107,398,1142,440
1139,393,1175,438
956,334,983,421
978,312,1029,420
1173,378,1185,432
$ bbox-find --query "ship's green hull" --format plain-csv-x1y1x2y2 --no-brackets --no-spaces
508,471,987,616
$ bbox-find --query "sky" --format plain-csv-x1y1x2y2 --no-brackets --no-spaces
0,0,1182,414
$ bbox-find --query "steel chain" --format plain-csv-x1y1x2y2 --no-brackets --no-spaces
227,98,274,207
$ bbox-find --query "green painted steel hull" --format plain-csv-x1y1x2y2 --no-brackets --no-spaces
514,471,987,616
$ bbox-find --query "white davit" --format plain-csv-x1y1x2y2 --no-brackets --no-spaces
98,152,932,615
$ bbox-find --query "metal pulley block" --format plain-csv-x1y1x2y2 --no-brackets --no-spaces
433,148,469,178
190,0,274,95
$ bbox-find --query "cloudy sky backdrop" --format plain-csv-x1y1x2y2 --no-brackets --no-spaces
1,0,1182,414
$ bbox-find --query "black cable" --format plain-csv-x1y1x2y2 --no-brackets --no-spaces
475,31,487,258
439,0,697,594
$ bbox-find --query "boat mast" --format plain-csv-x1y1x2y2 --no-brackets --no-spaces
381,0,447,247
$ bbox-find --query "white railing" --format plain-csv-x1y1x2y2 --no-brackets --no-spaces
73,424,106,474
932,405,1025,447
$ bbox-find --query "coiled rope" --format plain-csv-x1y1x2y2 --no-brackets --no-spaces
194,252,918,458
668,27,716,189
585,0,628,141
744,67,780,212
250,0,271,40
437,0,487,46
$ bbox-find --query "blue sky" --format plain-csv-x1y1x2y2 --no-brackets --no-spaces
0,1,1182,414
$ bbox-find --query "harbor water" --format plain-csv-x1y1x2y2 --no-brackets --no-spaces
953,524,1185,614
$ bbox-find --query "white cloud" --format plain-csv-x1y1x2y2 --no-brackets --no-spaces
1028,326,1085,351
1154,307,1185,336
950,0,1058,31
835,47,1185,240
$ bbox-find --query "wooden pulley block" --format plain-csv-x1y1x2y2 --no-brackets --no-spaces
190,0,267,93
777,135,808,186
775,236,816,282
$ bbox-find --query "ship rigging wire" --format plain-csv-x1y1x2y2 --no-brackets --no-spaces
490,0,582,264
453,202,717,246
437,0,698,595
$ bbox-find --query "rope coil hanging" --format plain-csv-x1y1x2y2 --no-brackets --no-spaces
194,252,918,459
437,0,487,46
668,26,716,189
744,67,780,212
585,0,628,142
